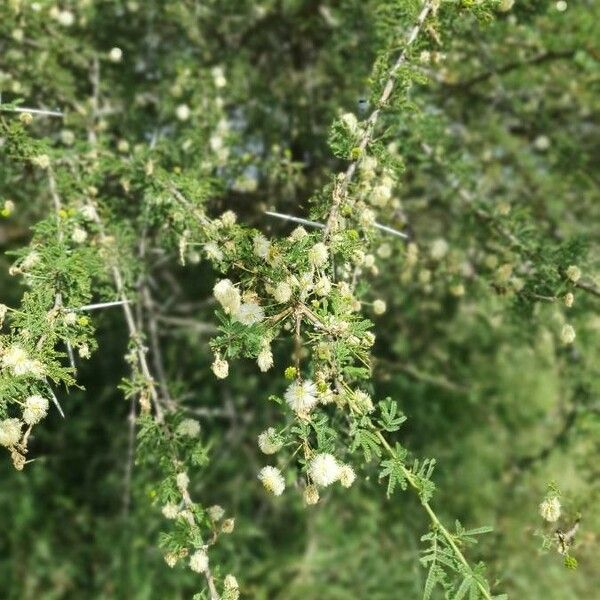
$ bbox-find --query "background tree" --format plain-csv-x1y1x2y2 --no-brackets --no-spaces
0,1,598,599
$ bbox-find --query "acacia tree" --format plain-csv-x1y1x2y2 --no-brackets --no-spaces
0,1,598,599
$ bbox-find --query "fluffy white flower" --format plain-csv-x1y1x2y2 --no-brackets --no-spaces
258,427,283,455
189,549,209,573
22,394,49,425
314,276,331,297
108,47,123,62
32,154,50,169
359,208,375,228
224,574,239,591
253,234,270,259
176,104,190,121
0,418,21,447
561,324,576,345
57,10,75,26
341,112,358,134
176,472,190,491
499,0,514,11
213,279,241,315
164,552,178,568
176,418,200,437
0,304,7,326
289,226,308,241
235,303,265,326
566,265,581,283
373,299,386,315
339,464,356,488
212,66,227,88
284,380,318,415
71,226,88,244
161,503,179,519
208,505,225,521
220,210,237,226
309,453,340,487
2,345,43,377
212,356,229,379
308,242,329,268
60,129,75,145
353,390,374,414
80,205,98,221
258,465,285,496
371,179,393,207
273,281,292,303
204,241,223,261
539,497,561,522
257,346,274,372
430,238,449,261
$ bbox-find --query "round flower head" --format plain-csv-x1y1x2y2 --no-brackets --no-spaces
304,484,320,505
314,276,331,297
289,226,308,241
308,242,329,268
235,302,265,326
566,265,581,283
371,181,393,207
162,503,179,519
71,226,88,244
339,464,356,488
22,394,49,425
176,104,191,121
189,549,209,573
164,552,178,568
430,238,449,261
208,505,225,521
224,574,239,590
0,418,22,447
273,281,292,303
561,324,576,345
258,466,285,496
309,453,340,487
108,47,123,62
253,234,270,259
257,346,274,372
373,299,386,315
204,241,223,262
176,418,200,437
341,112,358,134
258,427,283,455
220,210,237,226
353,390,374,414
176,471,190,492
213,279,241,315
539,497,561,522
212,356,229,379
564,292,574,307
284,380,318,416
2,345,44,378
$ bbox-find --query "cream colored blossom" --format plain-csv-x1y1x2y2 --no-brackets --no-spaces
309,453,340,487
258,427,283,455
273,281,292,303
189,549,209,573
339,465,356,488
304,484,319,505
308,242,329,268
561,324,576,345
212,356,229,379
0,419,21,447
258,465,285,496
566,265,581,283
176,418,200,437
539,497,561,522
213,279,241,315
257,346,274,372
373,299,386,315
235,302,265,326
284,380,318,415
22,394,49,425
